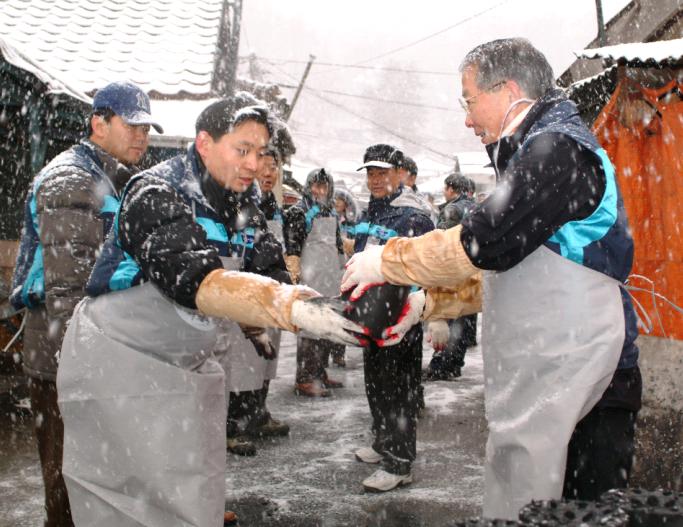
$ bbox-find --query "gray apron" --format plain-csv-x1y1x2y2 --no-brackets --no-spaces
481,246,624,519
264,218,284,381
266,219,284,246
300,215,343,339
57,283,226,527
216,256,280,392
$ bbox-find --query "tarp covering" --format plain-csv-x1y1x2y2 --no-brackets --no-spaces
593,76,683,339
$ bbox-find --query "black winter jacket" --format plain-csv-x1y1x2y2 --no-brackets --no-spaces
115,146,287,308
437,194,475,230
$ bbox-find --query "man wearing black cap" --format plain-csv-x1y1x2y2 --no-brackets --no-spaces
352,143,434,492
10,80,161,527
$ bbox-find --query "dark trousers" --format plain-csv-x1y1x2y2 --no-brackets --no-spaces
363,330,422,475
429,314,477,373
563,405,637,501
227,381,271,436
295,336,343,383
28,377,74,527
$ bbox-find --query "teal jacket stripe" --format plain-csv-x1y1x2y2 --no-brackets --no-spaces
353,222,398,241
230,227,255,250
304,205,321,233
101,194,120,215
108,215,229,291
548,149,618,265
195,217,229,244
22,178,119,306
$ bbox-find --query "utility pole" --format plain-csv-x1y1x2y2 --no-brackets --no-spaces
212,0,243,97
595,0,607,46
285,54,315,122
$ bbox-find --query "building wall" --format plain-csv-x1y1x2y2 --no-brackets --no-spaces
632,335,683,490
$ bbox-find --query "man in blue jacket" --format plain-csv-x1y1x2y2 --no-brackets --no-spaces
57,94,362,526
352,144,434,492
11,81,161,527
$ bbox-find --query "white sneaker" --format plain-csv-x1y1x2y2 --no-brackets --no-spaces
362,469,413,492
354,446,383,464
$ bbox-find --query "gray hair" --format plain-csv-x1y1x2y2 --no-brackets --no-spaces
459,38,555,99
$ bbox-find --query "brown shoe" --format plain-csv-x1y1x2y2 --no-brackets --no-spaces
227,436,256,456
294,382,331,397
332,355,346,368
224,510,239,526
321,371,344,389
247,416,290,438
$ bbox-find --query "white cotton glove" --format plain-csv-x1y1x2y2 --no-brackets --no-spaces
291,297,367,346
376,290,426,347
340,244,386,300
426,319,450,352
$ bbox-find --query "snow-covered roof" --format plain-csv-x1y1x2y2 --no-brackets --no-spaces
0,36,91,103
576,38,683,65
0,0,225,97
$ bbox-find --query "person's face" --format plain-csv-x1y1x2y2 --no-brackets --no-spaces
90,115,150,165
461,65,511,145
334,197,346,215
257,154,278,193
406,173,417,188
310,182,329,203
366,167,401,199
195,120,269,193
444,186,458,201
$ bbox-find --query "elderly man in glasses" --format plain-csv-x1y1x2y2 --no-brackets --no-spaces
341,38,641,520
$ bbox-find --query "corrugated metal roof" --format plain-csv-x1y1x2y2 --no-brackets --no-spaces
576,38,683,64
0,0,225,97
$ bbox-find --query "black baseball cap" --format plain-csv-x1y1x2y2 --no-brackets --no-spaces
401,156,418,176
357,143,403,171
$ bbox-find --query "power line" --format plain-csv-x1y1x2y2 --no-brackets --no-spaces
277,82,460,112
268,63,456,160
357,0,512,65
250,57,457,76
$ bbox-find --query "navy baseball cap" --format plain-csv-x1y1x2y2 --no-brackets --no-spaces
357,143,403,171
92,82,163,133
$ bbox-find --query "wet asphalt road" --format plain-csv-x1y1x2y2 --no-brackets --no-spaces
0,329,486,527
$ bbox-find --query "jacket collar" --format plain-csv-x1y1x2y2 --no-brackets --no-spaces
80,139,137,194
485,89,569,174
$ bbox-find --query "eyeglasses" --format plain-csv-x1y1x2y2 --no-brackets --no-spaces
459,81,506,113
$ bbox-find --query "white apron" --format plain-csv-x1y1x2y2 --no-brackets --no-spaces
217,256,280,393
482,246,624,519
57,282,226,527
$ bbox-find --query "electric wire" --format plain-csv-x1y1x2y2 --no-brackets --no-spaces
277,82,460,112
268,62,456,160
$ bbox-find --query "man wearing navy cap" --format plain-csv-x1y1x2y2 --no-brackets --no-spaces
11,81,159,527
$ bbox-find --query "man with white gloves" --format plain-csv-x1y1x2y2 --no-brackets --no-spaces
57,94,362,527
350,143,434,493
342,39,641,519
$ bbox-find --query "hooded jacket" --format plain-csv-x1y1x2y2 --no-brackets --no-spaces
283,168,343,256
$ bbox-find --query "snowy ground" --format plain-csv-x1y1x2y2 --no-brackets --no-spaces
0,325,487,527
